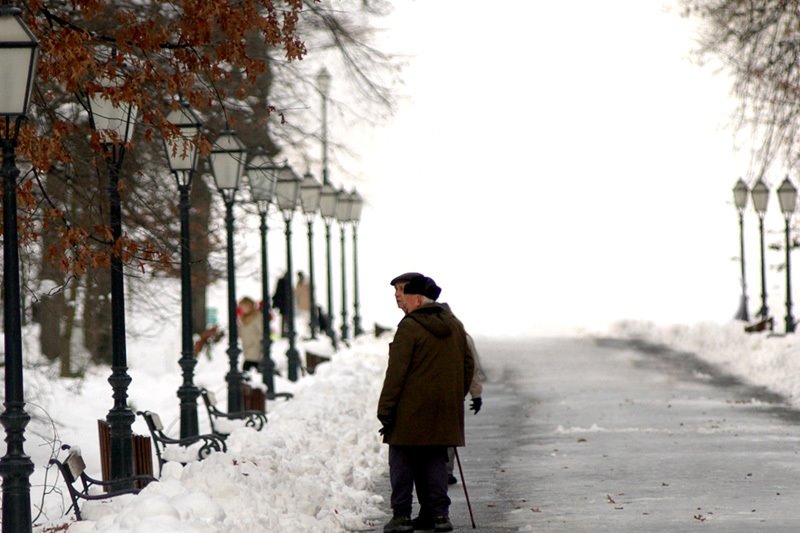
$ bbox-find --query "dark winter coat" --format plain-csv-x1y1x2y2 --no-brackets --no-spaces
377,303,475,446
272,274,289,315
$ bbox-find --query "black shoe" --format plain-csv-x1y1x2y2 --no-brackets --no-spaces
447,474,457,485
433,515,453,532
384,514,413,533
411,514,434,530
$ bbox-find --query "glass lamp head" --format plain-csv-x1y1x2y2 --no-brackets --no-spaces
778,176,798,217
0,7,38,118
210,129,246,192
163,99,201,175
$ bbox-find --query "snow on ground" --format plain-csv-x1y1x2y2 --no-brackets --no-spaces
16,294,800,532
17,307,393,532
608,320,800,405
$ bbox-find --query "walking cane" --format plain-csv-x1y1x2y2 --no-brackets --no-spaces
454,448,477,529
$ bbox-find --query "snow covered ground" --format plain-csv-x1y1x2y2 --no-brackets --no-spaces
11,298,800,532
17,303,393,532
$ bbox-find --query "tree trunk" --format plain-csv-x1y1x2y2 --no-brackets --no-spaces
38,175,68,362
191,177,212,335
60,279,79,377
38,292,65,362
83,268,112,365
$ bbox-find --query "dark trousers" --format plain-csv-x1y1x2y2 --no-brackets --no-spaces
242,360,260,372
389,445,450,518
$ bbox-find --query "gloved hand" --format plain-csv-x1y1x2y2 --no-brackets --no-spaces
378,415,394,436
470,397,482,414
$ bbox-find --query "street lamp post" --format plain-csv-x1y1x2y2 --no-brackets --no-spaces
336,188,352,343
0,7,38,531
209,130,246,413
300,171,323,339
733,179,750,322
349,189,364,336
275,164,302,380
316,67,331,185
316,67,338,350
778,176,797,333
163,99,202,438
751,178,770,320
319,182,339,349
246,147,278,394
88,72,138,491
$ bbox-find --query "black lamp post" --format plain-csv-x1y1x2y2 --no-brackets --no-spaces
209,130,246,413
0,7,38,531
733,179,750,322
300,171,323,339
246,147,278,394
778,176,797,333
336,188,353,343
349,189,364,337
319,182,339,349
751,178,770,320
163,99,202,438
316,67,331,185
275,164,302,381
88,73,138,491
316,67,338,350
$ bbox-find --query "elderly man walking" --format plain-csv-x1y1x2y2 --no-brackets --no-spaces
378,273,475,532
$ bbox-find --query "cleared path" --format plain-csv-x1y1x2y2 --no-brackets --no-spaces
367,337,800,532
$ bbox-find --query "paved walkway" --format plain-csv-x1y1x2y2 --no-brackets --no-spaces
365,337,800,532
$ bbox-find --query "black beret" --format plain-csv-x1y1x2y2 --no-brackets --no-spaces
390,272,423,286
426,281,442,301
403,275,441,301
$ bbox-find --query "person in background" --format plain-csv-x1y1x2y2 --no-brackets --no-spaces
271,271,290,337
379,273,474,533
238,296,263,372
294,271,311,336
447,333,483,484
295,271,310,314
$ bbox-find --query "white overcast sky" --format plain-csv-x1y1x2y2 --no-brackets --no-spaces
271,1,792,338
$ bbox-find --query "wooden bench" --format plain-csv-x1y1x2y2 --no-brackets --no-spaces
200,388,267,437
305,350,332,375
744,316,774,333
49,444,155,521
97,419,153,489
241,382,266,412
136,410,227,476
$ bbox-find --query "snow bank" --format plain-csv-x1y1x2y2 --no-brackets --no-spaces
28,334,393,532
608,320,800,404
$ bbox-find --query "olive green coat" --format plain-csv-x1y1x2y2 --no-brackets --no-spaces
377,303,475,446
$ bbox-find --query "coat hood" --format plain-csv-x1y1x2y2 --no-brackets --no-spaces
406,303,453,338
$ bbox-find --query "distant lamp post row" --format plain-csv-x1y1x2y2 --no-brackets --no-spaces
333,188,366,340
0,6,38,532
313,67,366,343
285,170,367,352
733,177,798,333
